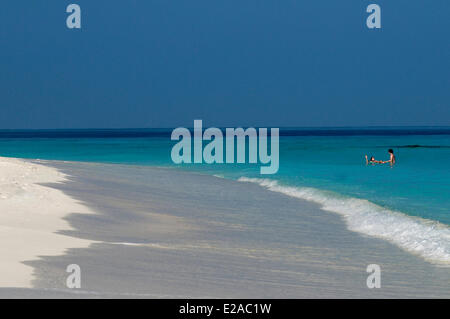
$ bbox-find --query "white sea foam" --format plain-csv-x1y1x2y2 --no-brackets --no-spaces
238,177,450,265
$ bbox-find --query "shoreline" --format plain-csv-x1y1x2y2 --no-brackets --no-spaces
238,177,450,266
0,158,449,297
0,157,96,287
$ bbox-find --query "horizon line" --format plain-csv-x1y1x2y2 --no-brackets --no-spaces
1,125,450,131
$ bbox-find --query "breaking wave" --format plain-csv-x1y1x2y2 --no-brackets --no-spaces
238,177,450,265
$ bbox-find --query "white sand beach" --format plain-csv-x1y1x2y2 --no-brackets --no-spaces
0,158,448,298
0,157,95,287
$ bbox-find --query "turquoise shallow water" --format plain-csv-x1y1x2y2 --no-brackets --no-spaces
0,128,448,226
252,134,450,225
1,128,449,263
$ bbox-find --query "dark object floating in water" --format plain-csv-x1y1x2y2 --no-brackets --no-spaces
391,145,449,148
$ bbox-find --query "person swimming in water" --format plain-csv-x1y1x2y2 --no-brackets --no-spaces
383,149,396,165
365,155,383,164
365,149,396,165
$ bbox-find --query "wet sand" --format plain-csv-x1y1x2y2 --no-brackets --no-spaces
1,161,449,298
0,157,94,287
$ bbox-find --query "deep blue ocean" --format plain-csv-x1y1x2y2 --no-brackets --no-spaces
1,127,449,263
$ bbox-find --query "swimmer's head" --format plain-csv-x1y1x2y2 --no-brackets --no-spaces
388,149,394,154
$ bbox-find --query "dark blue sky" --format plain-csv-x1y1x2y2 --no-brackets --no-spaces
0,1,449,129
